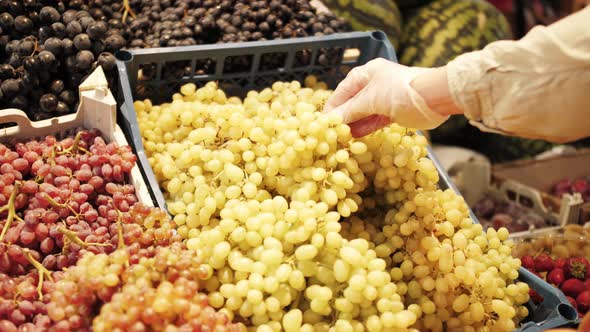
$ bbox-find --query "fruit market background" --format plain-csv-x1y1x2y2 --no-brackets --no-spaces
0,0,589,331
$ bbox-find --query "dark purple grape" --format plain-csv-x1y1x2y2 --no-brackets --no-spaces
50,80,65,94
104,34,126,52
62,10,77,25
73,33,91,50
75,50,94,70
0,65,15,80
38,50,56,69
62,38,74,55
39,6,61,24
1,79,20,98
87,21,107,40
39,93,58,112
50,22,66,39
97,52,116,71
66,21,82,38
17,39,36,56
23,56,38,71
0,13,14,30
59,90,76,105
78,16,95,30
14,16,33,33
55,102,69,114
43,37,63,55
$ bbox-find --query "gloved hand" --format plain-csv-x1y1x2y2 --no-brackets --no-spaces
324,58,450,137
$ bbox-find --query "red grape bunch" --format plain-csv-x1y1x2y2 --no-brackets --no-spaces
0,129,163,331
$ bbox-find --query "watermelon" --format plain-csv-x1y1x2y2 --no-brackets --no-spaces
399,0,512,67
321,0,403,49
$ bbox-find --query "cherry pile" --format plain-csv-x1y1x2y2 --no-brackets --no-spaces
523,254,590,315
552,177,590,202
473,195,556,233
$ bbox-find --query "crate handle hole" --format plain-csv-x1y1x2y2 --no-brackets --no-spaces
115,50,133,62
557,303,578,321
343,48,360,63
371,31,387,41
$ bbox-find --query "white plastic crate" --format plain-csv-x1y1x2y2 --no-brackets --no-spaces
0,67,152,206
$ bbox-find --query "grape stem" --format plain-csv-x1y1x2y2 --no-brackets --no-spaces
23,248,53,300
44,193,80,218
121,0,137,22
57,226,112,254
0,181,22,242
58,131,90,156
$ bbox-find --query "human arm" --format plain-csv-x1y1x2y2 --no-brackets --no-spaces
325,7,590,142
447,5,590,143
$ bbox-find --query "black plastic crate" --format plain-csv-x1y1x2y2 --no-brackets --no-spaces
115,31,577,331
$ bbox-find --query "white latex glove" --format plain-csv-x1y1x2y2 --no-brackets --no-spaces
324,58,450,137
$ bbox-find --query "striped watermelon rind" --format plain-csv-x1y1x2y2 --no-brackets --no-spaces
322,0,403,49
399,0,512,68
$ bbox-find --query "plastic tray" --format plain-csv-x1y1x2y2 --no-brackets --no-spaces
114,31,577,331
0,67,152,206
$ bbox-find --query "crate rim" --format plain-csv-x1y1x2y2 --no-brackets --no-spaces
114,30,394,60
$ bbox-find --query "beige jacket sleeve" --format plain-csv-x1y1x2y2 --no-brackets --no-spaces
447,6,590,143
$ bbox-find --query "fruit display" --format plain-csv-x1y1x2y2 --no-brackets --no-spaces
553,177,590,202
129,78,532,331
512,225,590,262
521,253,590,316
320,0,403,49
472,194,557,233
0,0,350,121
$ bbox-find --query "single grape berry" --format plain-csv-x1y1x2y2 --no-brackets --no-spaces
39,6,61,24
73,34,92,50
75,50,95,71
43,38,63,56
1,79,20,98
62,38,74,55
22,56,38,71
39,94,58,112
17,39,35,56
104,34,126,52
59,90,76,105
97,52,116,71
0,13,14,30
38,51,56,69
66,21,82,38
14,16,33,33
0,64,15,80
51,22,67,39
50,80,65,94
87,21,107,40
55,101,69,114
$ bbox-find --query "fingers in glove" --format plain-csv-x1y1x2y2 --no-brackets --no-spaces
349,114,391,138
323,65,370,113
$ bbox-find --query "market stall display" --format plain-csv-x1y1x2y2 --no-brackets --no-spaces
0,0,585,330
